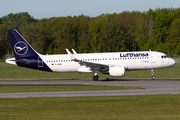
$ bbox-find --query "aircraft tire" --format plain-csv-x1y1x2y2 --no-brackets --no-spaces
152,76,156,80
93,75,99,81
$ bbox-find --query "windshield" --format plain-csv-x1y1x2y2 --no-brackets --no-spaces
161,55,169,58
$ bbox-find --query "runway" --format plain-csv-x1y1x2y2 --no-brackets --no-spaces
0,78,180,98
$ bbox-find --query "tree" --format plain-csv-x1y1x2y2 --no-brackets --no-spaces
88,15,105,52
76,15,91,53
1,12,37,31
168,19,180,55
21,21,46,54
114,12,136,51
0,25,11,59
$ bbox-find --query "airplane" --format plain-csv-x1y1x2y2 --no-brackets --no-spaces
5,29,176,81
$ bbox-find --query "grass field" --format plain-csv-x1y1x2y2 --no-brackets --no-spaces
0,62,180,119
0,95,180,120
0,62,180,79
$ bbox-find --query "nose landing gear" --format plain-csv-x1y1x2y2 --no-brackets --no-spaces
151,69,156,80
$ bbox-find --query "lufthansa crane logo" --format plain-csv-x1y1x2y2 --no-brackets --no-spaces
14,41,28,55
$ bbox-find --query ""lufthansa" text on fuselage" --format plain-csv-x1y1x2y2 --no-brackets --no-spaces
120,53,149,57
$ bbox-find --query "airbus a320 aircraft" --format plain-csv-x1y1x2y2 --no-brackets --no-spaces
6,29,176,81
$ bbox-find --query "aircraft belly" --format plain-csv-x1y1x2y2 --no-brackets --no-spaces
128,62,164,70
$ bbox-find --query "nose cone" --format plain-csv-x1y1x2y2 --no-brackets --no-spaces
168,58,176,67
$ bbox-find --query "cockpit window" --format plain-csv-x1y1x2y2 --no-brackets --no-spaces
161,55,169,58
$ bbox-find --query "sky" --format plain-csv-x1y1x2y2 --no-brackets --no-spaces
0,0,180,19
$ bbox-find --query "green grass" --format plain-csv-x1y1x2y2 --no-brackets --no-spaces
0,62,180,79
0,94,180,120
0,85,142,93
1,62,180,119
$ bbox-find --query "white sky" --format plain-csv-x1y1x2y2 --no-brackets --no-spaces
0,0,180,19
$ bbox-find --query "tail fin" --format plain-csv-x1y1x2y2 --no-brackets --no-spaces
7,29,52,72
7,29,39,59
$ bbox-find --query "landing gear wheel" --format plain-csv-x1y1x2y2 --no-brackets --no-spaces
152,76,156,80
93,75,99,81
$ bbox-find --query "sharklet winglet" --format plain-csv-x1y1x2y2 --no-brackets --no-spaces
66,49,76,60
72,49,77,54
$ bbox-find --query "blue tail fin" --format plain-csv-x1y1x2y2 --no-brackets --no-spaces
7,29,52,72
7,29,39,59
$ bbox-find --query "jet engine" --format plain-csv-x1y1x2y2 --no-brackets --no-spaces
109,66,125,77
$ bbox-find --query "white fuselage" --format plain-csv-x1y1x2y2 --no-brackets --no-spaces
6,29,176,80
39,51,176,73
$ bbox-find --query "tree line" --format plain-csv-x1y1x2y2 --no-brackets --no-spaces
0,8,180,60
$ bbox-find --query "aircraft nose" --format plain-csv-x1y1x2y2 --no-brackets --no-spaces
168,58,176,67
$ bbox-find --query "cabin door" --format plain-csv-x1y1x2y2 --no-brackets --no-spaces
38,57,44,67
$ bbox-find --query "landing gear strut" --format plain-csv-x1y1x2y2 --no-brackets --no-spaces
151,69,156,80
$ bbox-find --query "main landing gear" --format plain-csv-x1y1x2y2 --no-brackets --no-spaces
93,72,99,81
151,69,156,80
93,75,99,81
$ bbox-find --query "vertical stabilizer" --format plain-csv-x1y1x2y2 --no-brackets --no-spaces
7,29,39,59
7,29,52,72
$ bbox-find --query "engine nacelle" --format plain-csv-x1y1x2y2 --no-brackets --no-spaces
109,67,125,77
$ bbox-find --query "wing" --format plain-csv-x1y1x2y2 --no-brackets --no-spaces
66,49,109,70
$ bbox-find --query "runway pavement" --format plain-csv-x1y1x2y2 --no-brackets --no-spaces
0,78,180,98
